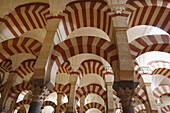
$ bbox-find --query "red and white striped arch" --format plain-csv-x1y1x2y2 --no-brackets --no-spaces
19,90,31,99
161,105,170,113
147,60,170,78
43,101,57,109
15,99,31,111
129,35,170,60
60,103,67,113
78,60,106,79
0,37,42,62
43,101,67,113
126,0,170,33
56,61,71,75
115,103,122,110
9,81,32,99
0,59,12,74
15,59,36,79
134,61,143,80
112,89,118,101
83,102,105,113
148,61,170,72
153,85,170,103
57,0,115,40
135,87,148,104
51,36,118,74
49,83,71,97
0,3,52,38
134,104,146,113
151,68,170,78
75,84,107,102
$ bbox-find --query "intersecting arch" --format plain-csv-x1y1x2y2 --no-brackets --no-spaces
0,37,42,63
57,0,115,40
161,105,170,113
129,35,170,60
15,59,36,79
126,0,170,33
147,60,170,78
79,73,106,90
135,87,148,104
14,99,31,112
78,60,106,80
8,82,32,100
75,84,107,103
134,104,146,113
85,94,105,107
148,60,170,70
55,61,71,85
43,101,57,110
49,83,71,98
0,3,52,39
153,85,170,103
51,36,118,83
127,25,169,43
0,59,12,74
83,102,105,113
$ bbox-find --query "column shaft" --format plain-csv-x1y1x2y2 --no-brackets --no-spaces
28,79,48,113
32,19,61,88
28,102,42,113
80,96,85,113
144,84,158,112
115,28,134,81
67,72,78,113
56,93,62,113
0,72,16,112
105,74,114,113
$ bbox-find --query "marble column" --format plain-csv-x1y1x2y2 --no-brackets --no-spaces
114,81,138,113
105,74,115,113
66,71,79,113
28,79,48,113
56,93,63,113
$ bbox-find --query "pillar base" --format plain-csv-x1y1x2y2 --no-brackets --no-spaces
28,102,42,113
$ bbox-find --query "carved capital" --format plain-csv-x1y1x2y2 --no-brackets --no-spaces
113,81,139,113
30,79,49,103
117,87,134,106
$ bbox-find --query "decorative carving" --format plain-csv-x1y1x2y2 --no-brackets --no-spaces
106,0,127,14
113,81,139,113
112,7,126,14
117,87,135,112
49,0,72,16
30,79,49,103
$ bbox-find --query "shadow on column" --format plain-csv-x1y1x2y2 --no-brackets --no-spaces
113,81,139,113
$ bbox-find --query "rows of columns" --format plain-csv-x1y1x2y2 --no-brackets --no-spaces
0,17,138,113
